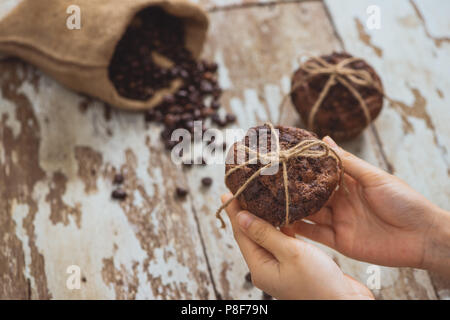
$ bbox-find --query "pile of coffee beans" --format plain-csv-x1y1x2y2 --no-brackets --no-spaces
109,7,236,150
109,7,185,101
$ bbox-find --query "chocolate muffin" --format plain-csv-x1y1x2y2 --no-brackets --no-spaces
290,52,383,141
224,124,342,227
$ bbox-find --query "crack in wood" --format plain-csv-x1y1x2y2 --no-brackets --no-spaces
207,0,321,13
410,0,450,48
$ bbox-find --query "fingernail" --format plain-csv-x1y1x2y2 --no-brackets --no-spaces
237,212,254,230
323,136,338,148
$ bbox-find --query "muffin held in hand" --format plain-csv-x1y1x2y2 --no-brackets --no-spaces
224,124,342,227
290,52,383,141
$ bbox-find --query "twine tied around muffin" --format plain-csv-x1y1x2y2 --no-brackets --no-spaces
215,122,343,228
279,55,384,130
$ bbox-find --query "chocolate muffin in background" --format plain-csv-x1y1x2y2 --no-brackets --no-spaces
225,124,342,227
290,52,383,141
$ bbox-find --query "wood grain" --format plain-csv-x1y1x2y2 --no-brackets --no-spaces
0,0,446,300
324,0,449,299
194,1,437,300
0,60,214,299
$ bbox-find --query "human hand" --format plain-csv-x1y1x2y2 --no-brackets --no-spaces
283,136,448,273
222,194,374,300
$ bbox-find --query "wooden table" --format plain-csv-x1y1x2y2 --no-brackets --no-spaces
0,0,448,299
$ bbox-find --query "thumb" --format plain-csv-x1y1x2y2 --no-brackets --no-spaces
323,136,387,187
236,211,295,262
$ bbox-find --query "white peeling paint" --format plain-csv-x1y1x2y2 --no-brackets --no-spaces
214,51,233,90
264,84,282,123
0,95,22,138
0,0,22,20
11,201,35,298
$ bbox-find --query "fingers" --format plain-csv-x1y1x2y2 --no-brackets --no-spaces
235,210,298,262
221,194,278,272
289,220,336,249
323,136,386,187
221,193,298,262
344,274,375,299
282,207,333,238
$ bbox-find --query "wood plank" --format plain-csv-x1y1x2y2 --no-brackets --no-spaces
193,1,436,299
0,0,442,300
0,59,215,299
324,0,449,299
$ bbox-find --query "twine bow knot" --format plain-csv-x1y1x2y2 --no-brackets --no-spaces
215,123,343,228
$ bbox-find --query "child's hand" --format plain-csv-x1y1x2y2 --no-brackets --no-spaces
222,194,374,300
283,137,448,274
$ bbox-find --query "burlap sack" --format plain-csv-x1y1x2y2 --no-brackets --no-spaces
0,0,209,110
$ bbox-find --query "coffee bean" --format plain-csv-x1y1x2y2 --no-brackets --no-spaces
217,118,227,127
201,177,213,187
226,113,237,124
205,62,218,72
211,113,221,124
175,187,188,198
245,272,252,283
200,80,213,93
144,110,155,122
193,109,201,119
262,292,272,300
163,95,175,105
179,69,189,79
176,89,188,98
181,113,193,122
113,174,124,184
201,108,215,117
168,105,183,114
211,101,220,110
203,72,214,80
111,189,127,200
164,114,179,127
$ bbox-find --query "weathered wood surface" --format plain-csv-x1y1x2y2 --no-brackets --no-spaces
324,0,450,300
0,0,448,299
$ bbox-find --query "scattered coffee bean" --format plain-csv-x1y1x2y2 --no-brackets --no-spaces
245,272,252,283
262,292,272,300
211,101,220,110
212,114,227,127
197,157,207,165
176,187,188,198
111,189,127,200
226,113,237,124
201,177,213,187
113,173,124,184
